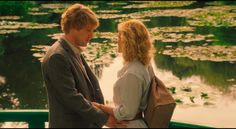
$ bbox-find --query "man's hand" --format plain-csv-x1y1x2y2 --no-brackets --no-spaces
106,115,128,128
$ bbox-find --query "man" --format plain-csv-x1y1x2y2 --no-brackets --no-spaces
41,3,123,128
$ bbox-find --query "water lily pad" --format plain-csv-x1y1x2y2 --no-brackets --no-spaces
48,33,63,40
0,29,19,35
126,6,236,27
31,45,50,62
30,7,40,12
84,42,117,62
0,21,59,29
127,9,196,19
95,32,117,40
28,12,49,16
106,2,127,6
162,45,236,62
150,26,195,33
148,27,215,43
0,16,21,20
49,8,66,14
41,3,72,9
32,42,118,76
152,32,213,43
41,3,97,9
123,1,195,9
98,13,127,19
96,10,121,13
40,4,97,14
187,6,236,27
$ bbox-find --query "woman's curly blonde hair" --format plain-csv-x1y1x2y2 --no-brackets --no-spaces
118,19,155,65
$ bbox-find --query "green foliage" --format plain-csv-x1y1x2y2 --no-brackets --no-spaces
0,1,36,16
110,53,117,58
175,99,183,104
168,87,176,94
189,96,195,103
201,92,209,99
182,87,192,92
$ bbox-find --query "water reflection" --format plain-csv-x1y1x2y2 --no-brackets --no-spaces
0,50,47,109
0,28,60,109
154,54,236,91
90,64,104,79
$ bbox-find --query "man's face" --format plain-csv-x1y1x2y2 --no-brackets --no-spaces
71,24,96,48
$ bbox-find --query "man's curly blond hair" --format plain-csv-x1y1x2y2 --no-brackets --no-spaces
118,19,155,65
61,4,99,34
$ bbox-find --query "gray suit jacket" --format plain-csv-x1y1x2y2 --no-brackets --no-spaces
41,38,108,128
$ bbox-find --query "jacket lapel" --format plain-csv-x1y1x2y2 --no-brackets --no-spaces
59,38,96,100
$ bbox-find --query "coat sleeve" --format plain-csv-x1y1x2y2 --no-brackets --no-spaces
46,54,108,127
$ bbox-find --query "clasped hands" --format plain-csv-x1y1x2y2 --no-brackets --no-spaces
92,102,128,128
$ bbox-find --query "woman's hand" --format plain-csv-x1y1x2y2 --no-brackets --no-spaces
92,102,101,109
92,102,114,116
92,102,129,127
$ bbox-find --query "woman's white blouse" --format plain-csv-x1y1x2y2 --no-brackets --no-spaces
113,59,152,128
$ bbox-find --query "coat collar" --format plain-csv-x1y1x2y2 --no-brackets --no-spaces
58,37,77,58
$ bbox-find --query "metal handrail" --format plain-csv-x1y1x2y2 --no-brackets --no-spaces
0,110,214,128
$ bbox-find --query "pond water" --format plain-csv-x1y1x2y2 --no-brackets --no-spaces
0,1,236,128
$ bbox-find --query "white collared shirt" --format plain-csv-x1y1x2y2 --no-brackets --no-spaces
61,36,88,74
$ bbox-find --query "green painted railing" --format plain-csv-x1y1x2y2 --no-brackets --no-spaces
0,110,214,128
0,110,48,128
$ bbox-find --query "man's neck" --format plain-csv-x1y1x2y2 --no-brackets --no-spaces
64,34,76,46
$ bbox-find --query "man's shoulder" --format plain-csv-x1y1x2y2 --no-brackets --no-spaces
42,41,67,63
49,41,64,53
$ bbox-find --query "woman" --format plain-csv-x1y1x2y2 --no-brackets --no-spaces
93,19,155,128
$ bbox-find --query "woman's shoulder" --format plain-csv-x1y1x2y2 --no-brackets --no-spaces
126,60,150,80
